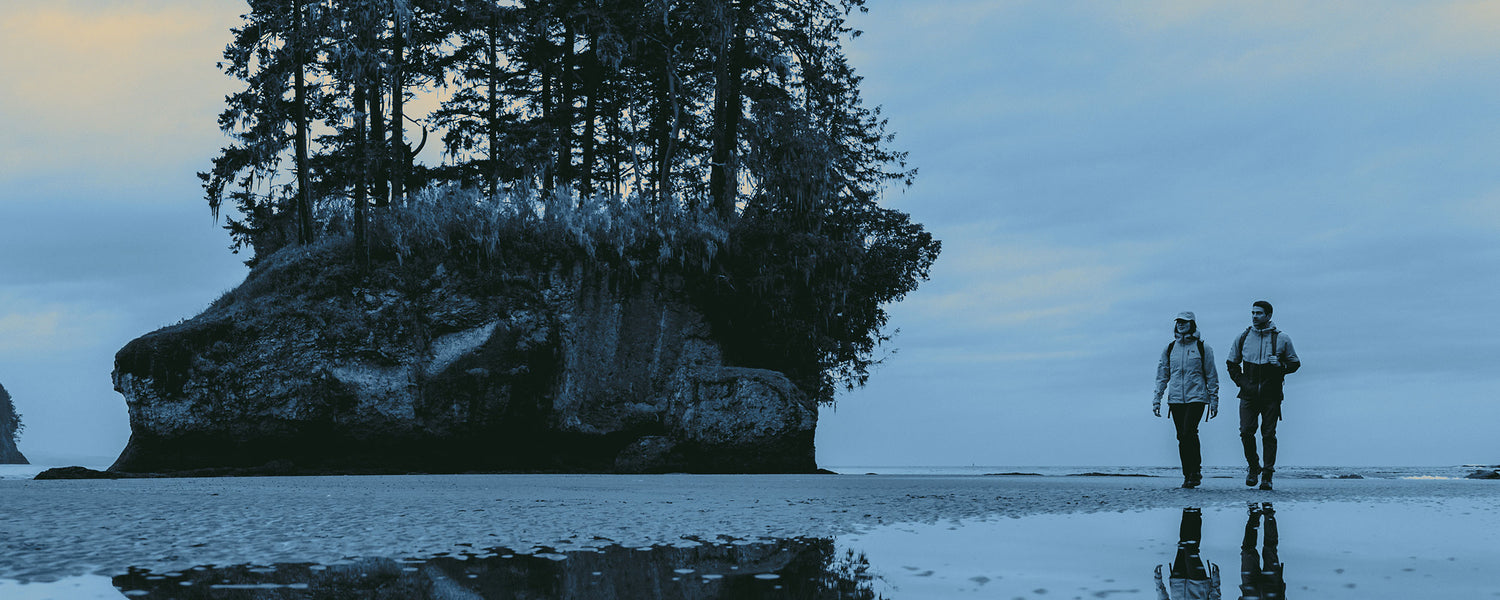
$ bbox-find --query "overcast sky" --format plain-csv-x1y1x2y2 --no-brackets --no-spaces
2,1,1497,467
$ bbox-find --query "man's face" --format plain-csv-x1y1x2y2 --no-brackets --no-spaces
1251,306,1270,327
1175,320,1192,334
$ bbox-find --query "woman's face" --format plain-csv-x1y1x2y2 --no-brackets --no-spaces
1175,320,1193,334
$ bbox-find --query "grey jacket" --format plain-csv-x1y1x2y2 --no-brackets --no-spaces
1225,322,1300,402
1155,331,1220,410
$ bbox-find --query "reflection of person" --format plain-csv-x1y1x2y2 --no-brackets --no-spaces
1155,507,1221,600
1239,502,1286,600
1225,301,1300,491
1154,311,1219,488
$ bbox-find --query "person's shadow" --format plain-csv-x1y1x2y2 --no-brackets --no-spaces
1156,507,1221,599
1239,502,1286,600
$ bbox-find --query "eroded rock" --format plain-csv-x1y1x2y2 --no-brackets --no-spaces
111,244,816,474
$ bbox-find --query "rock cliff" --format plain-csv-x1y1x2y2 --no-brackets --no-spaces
110,241,816,474
0,381,26,464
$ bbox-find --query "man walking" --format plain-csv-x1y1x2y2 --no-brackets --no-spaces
1226,301,1300,490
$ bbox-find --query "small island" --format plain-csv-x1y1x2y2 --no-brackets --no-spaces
107,1,939,476
0,381,26,465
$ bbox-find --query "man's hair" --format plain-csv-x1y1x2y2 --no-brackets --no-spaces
1253,300,1273,316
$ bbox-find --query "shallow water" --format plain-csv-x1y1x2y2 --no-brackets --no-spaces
838,499,1500,598
5,498,1496,598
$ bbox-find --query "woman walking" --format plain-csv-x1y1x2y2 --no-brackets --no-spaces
1154,311,1220,488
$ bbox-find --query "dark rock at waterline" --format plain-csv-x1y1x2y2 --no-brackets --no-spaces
34,466,130,480
1067,472,1156,478
110,244,816,475
0,381,26,465
1466,469,1500,480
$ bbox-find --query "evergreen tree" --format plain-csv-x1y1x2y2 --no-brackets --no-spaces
202,0,939,402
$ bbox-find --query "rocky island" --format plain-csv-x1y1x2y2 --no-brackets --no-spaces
112,224,817,474
103,0,938,476
108,189,937,476
0,381,26,464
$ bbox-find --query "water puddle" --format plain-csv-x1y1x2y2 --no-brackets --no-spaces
5,538,878,599
836,499,1500,598
3,500,1497,598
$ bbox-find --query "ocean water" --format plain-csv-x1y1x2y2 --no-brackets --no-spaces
823,464,1496,480
4,499,1496,598
3,464,1491,481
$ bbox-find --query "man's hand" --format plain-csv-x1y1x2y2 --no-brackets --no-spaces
1206,401,1218,421
1153,403,1161,417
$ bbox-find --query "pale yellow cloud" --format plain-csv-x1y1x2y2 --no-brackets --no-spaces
0,3,239,181
0,298,117,359
902,229,1157,333
1097,0,1500,88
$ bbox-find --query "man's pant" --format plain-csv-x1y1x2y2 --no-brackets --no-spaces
1239,398,1279,470
1169,403,1206,476
1240,507,1284,599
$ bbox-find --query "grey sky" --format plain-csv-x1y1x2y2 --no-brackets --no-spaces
2,1,1497,467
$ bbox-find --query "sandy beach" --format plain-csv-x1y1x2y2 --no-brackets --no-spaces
3,472,1497,591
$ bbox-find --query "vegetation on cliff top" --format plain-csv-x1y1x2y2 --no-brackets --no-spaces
201,0,939,403
1,382,20,442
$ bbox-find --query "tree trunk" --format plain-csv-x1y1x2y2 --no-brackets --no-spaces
558,16,575,190
391,13,406,205
353,83,369,272
293,0,314,243
656,52,679,206
579,32,597,199
487,12,500,200
370,73,388,208
711,0,751,221
542,49,554,193
606,84,621,196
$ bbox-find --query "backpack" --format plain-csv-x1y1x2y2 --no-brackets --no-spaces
1166,338,1209,383
1236,327,1278,363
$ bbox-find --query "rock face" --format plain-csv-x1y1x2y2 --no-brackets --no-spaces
0,381,26,464
111,243,817,474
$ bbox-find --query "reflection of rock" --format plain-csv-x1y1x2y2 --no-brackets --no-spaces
110,246,816,475
111,539,879,600
1466,469,1500,480
0,381,26,465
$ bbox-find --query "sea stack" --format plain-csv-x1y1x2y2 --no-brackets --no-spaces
109,240,817,475
0,381,28,464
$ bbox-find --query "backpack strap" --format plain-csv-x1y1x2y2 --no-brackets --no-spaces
1196,339,1208,382
1236,327,1251,361
1270,330,1279,362
1168,339,1211,384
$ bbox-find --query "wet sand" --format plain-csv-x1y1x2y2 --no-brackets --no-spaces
0,473,1494,583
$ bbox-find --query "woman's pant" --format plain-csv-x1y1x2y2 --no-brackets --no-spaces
1169,403,1206,476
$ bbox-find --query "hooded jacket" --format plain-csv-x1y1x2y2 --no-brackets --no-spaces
1155,329,1220,411
1225,322,1300,401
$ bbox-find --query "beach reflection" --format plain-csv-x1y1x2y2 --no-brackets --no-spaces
1155,507,1220,599
110,538,882,599
1239,502,1285,600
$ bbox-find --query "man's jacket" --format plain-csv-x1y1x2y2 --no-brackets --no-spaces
1225,322,1300,402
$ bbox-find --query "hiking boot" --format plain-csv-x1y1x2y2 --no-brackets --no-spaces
1258,469,1274,491
1181,475,1200,489
1245,466,1261,487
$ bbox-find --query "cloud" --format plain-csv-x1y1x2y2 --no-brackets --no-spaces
0,294,121,359
0,3,237,181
